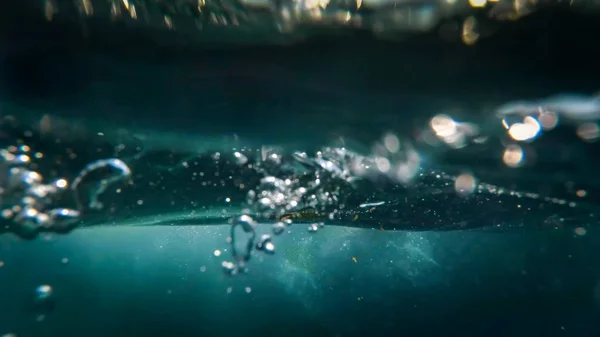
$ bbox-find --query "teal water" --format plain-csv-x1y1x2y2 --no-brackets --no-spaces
1,6,600,337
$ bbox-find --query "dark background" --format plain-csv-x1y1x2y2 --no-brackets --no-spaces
0,3,600,143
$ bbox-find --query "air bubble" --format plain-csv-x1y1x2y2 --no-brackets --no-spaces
272,221,287,235
233,152,248,165
221,261,238,275
231,215,256,233
256,234,276,254
249,176,290,218
0,142,133,238
47,208,81,232
9,168,42,189
308,223,319,233
32,284,55,317
71,158,132,211
35,284,53,301
229,215,257,263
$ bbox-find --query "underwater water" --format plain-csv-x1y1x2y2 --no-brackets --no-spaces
2,2,600,337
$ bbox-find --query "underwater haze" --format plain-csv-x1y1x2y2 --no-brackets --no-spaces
1,2,600,337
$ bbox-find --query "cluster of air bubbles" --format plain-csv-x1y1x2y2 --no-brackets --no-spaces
240,147,354,222
0,143,132,238
220,141,426,275
426,115,482,149
421,93,600,169
307,223,322,233
253,148,359,218
0,145,77,237
246,176,294,219
494,93,600,167
369,135,421,183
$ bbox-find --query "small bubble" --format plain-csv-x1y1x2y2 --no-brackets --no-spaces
200,265,207,272
1,210,13,219
574,227,587,236
245,286,252,293
383,133,400,153
16,154,31,164
54,179,68,189
233,152,248,165
60,258,68,265
32,284,55,316
503,144,524,168
264,241,275,253
308,223,319,233
256,234,275,255
2,333,17,337
35,285,53,301
577,123,600,142
226,287,233,294
455,173,476,196
213,250,222,257
0,261,4,267
272,222,286,235
221,261,237,276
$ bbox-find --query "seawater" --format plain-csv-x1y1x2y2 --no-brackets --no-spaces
1,8,600,337
1,94,599,336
